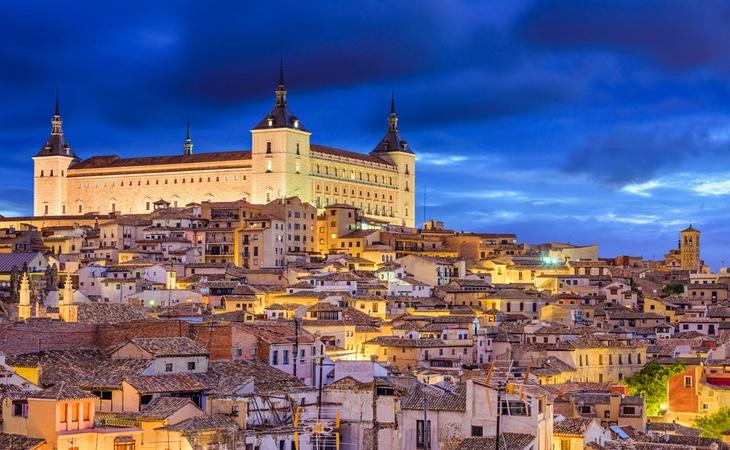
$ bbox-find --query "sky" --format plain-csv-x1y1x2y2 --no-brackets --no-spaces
2,1,730,267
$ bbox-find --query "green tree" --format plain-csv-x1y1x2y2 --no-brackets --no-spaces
662,283,685,296
694,407,730,438
624,359,684,416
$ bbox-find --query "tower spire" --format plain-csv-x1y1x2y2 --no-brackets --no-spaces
275,59,287,107
388,90,398,132
184,118,193,156
51,88,63,136
54,86,60,117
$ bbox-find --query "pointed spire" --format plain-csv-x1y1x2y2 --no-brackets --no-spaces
275,59,287,107
54,86,60,117
184,117,193,156
388,90,398,132
51,88,63,136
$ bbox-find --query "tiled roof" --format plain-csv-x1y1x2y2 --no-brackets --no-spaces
0,433,45,450
127,337,209,357
236,321,315,345
455,434,535,450
95,396,200,423
401,382,466,411
208,360,307,395
0,384,35,400
7,349,149,389
70,151,251,170
140,397,198,420
125,373,209,394
364,336,447,348
29,381,96,401
553,417,595,436
76,303,150,324
157,414,239,432
0,252,44,272
311,144,396,168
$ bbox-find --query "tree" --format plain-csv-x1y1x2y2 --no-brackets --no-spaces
694,407,730,438
662,283,684,296
624,359,684,416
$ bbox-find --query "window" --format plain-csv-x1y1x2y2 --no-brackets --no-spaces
560,440,570,450
266,159,272,172
60,404,68,423
500,400,530,416
621,406,636,416
165,363,173,372
12,401,28,418
283,350,289,365
113,436,136,450
471,425,483,437
416,420,431,448
72,403,79,421
272,350,279,365
684,376,693,388
187,361,196,371
266,141,272,153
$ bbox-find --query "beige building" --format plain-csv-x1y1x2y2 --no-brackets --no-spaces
680,225,701,271
33,74,416,227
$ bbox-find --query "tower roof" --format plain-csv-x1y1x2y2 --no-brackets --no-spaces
681,224,700,233
184,118,193,156
35,91,78,159
253,61,309,132
371,92,414,154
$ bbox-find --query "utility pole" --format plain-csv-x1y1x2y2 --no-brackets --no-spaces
496,381,505,450
293,317,299,379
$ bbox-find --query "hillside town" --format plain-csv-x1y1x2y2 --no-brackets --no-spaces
0,197,725,450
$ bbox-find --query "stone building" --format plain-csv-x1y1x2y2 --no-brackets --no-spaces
33,70,416,227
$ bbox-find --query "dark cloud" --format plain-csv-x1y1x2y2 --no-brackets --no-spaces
518,0,730,71
562,117,729,186
5,2,730,265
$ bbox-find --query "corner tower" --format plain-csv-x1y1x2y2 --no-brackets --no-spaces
250,63,311,204
371,93,416,227
680,225,701,271
33,92,79,216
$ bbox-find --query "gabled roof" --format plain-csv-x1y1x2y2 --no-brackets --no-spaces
455,434,535,450
126,337,209,358
29,381,96,401
157,414,239,432
0,252,45,272
125,373,209,394
0,433,45,450
553,417,596,436
401,382,466,411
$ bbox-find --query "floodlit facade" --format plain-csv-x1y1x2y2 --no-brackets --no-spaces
33,72,416,227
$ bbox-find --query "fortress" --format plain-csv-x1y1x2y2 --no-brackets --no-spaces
33,69,416,227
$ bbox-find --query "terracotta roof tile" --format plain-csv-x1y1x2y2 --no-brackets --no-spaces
455,433,535,450
70,151,251,170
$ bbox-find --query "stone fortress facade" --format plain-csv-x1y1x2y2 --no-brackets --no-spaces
33,69,416,227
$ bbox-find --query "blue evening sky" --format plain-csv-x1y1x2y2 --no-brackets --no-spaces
2,1,730,266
